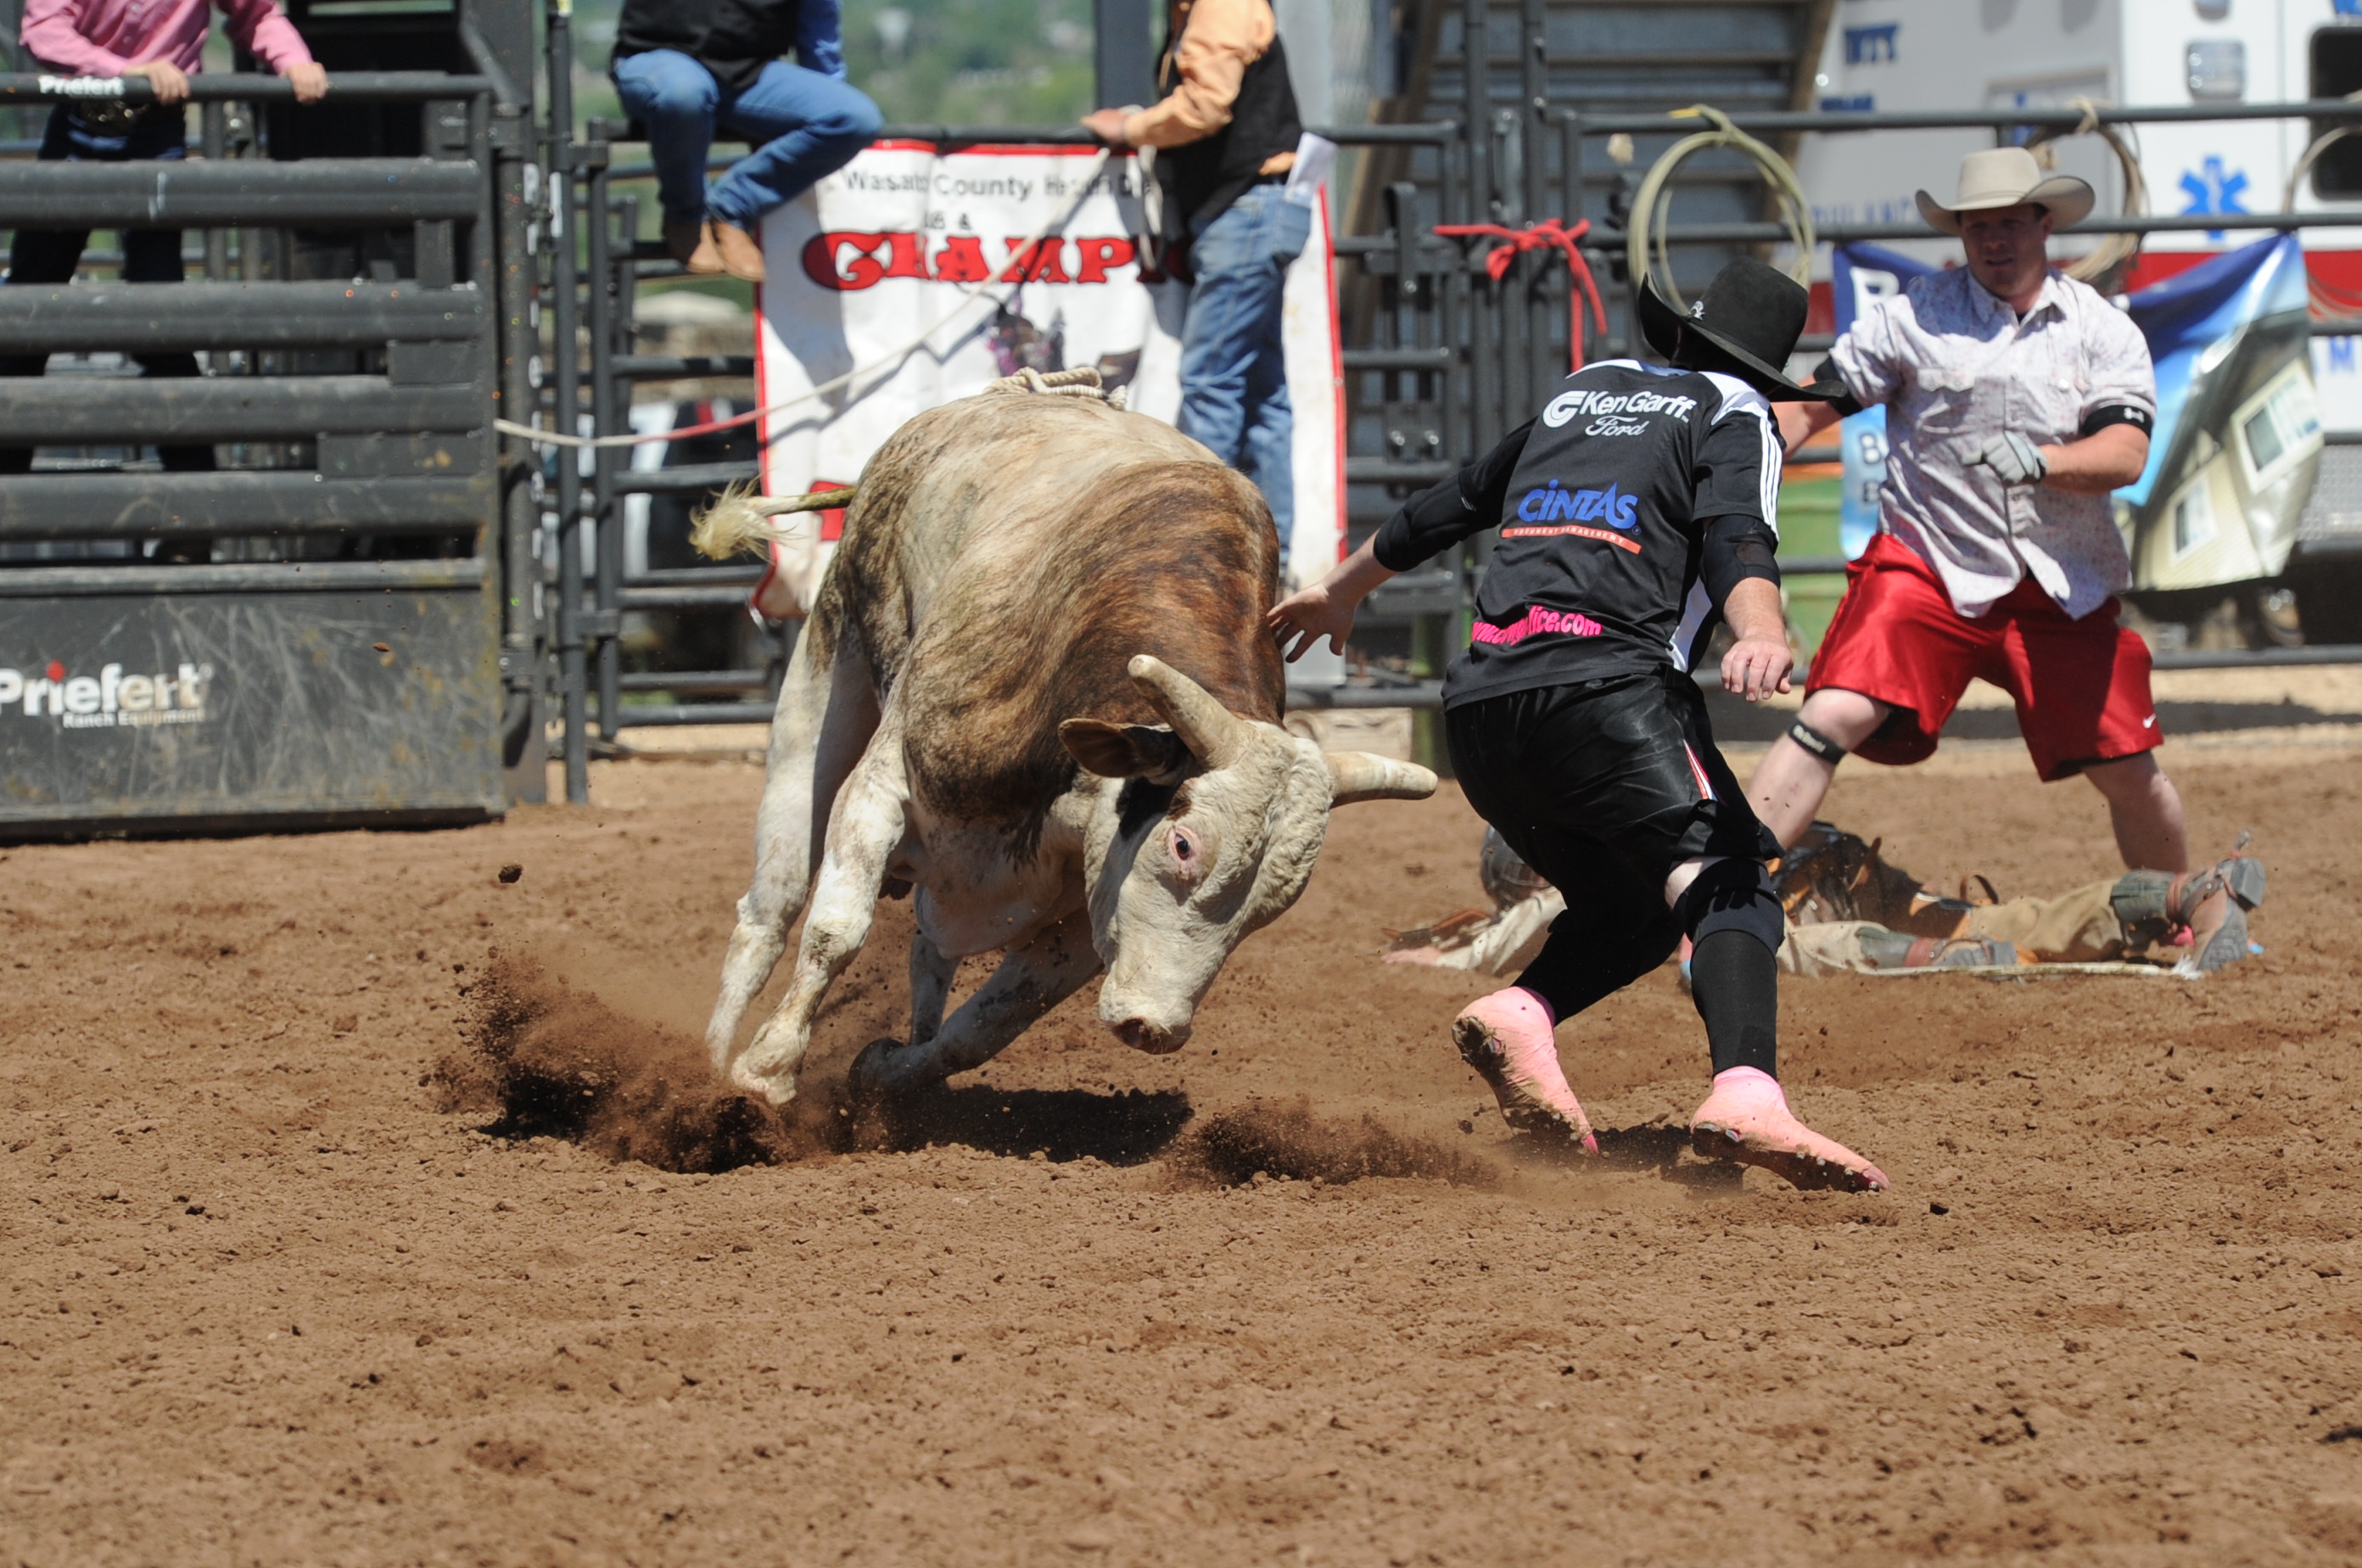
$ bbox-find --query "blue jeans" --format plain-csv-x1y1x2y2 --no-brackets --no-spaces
1,104,209,474
1179,182,1311,559
614,51,882,230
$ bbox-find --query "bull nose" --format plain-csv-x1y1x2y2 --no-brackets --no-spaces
1111,1017,1189,1055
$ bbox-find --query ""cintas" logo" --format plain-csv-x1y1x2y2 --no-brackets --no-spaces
0,659,212,730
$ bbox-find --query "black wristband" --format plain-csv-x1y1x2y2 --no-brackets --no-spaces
1785,718,1849,763
2079,403,2154,437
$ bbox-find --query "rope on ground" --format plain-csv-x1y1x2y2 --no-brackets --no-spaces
1626,105,1815,312
687,367,1122,561
498,149,1116,452
1430,216,1609,369
2028,97,2147,291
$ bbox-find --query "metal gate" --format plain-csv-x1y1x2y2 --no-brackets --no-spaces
0,68,527,836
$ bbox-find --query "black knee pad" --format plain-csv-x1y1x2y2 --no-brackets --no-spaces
1674,858,1785,955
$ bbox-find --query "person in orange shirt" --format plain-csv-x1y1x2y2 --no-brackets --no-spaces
1083,0,1307,559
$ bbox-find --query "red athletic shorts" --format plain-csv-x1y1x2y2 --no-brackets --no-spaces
1805,534,2160,782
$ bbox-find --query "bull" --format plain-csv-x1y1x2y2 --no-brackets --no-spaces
703,388,1436,1106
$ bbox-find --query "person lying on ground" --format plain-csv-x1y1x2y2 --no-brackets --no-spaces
1381,824,2266,980
1267,255,1887,1194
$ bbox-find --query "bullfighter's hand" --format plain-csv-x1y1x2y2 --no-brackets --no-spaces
1721,629,1794,704
122,59,191,104
1081,108,1133,147
286,62,329,103
1267,583,1356,663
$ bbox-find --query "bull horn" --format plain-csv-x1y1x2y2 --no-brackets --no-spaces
1127,655,1250,769
1326,751,1438,805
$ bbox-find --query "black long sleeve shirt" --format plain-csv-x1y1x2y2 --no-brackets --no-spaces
1372,359,1783,708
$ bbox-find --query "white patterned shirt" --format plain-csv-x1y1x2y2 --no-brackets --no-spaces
1829,266,2156,619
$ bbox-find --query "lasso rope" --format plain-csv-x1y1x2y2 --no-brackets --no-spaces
1627,105,1816,311
2283,91,2362,318
2028,97,2147,290
500,149,1116,451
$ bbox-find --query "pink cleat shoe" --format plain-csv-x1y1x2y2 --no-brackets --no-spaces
1451,988,1597,1151
1690,1067,1888,1192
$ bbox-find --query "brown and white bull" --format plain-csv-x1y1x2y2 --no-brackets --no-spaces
705,389,1436,1106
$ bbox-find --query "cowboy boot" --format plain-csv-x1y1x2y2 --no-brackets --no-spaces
2111,846,2267,975
709,221,765,283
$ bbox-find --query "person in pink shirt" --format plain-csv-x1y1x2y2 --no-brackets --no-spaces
3,0,326,482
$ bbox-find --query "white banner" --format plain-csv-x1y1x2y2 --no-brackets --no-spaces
752,141,1342,615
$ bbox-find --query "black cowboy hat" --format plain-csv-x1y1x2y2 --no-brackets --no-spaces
1636,255,1846,403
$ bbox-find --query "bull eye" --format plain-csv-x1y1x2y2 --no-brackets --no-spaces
1164,823,1206,884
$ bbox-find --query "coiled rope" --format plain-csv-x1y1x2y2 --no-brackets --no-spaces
2028,98,2147,290
499,148,1115,451
1626,104,1815,312
2283,91,2362,317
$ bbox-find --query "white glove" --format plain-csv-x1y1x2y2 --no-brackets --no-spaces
1967,431,2048,486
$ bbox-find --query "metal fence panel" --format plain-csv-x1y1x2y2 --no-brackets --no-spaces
0,560,504,837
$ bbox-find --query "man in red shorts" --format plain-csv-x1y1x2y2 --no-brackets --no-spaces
1753,147,2264,968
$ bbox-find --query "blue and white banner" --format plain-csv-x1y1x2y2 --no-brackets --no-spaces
2114,236,2318,591
1829,242,1923,561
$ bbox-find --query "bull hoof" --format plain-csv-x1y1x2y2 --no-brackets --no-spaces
846,1038,909,1102
726,1061,796,1108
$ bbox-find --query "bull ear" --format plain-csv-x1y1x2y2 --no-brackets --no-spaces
1128,655,1250,769
1325,751,1438,805
1060,718,1193,781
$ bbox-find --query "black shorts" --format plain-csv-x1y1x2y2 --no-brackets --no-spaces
1444,669,1779,905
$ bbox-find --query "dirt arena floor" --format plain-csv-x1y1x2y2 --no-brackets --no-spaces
5,730,2360,1566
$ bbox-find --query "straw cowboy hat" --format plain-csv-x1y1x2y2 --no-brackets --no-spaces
1916,146,2096,234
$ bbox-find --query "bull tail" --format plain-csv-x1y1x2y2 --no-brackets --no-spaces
690,480,861,563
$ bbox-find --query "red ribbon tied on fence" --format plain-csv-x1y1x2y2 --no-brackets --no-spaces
1429,216,1609,372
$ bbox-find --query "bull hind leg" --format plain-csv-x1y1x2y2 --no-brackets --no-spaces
848,912,1102,1098
706,624,882,1072
727,719,911,1105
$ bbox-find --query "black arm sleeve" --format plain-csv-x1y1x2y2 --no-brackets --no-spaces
1699,514,1781,609
1370,419,1535,571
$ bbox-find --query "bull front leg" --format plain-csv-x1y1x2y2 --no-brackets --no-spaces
848,912,1102,1098
707,628,880,1073
726,722,910,1106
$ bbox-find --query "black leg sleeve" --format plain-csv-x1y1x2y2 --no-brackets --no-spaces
1673,859,1786,1079
1688,929,1778,1078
